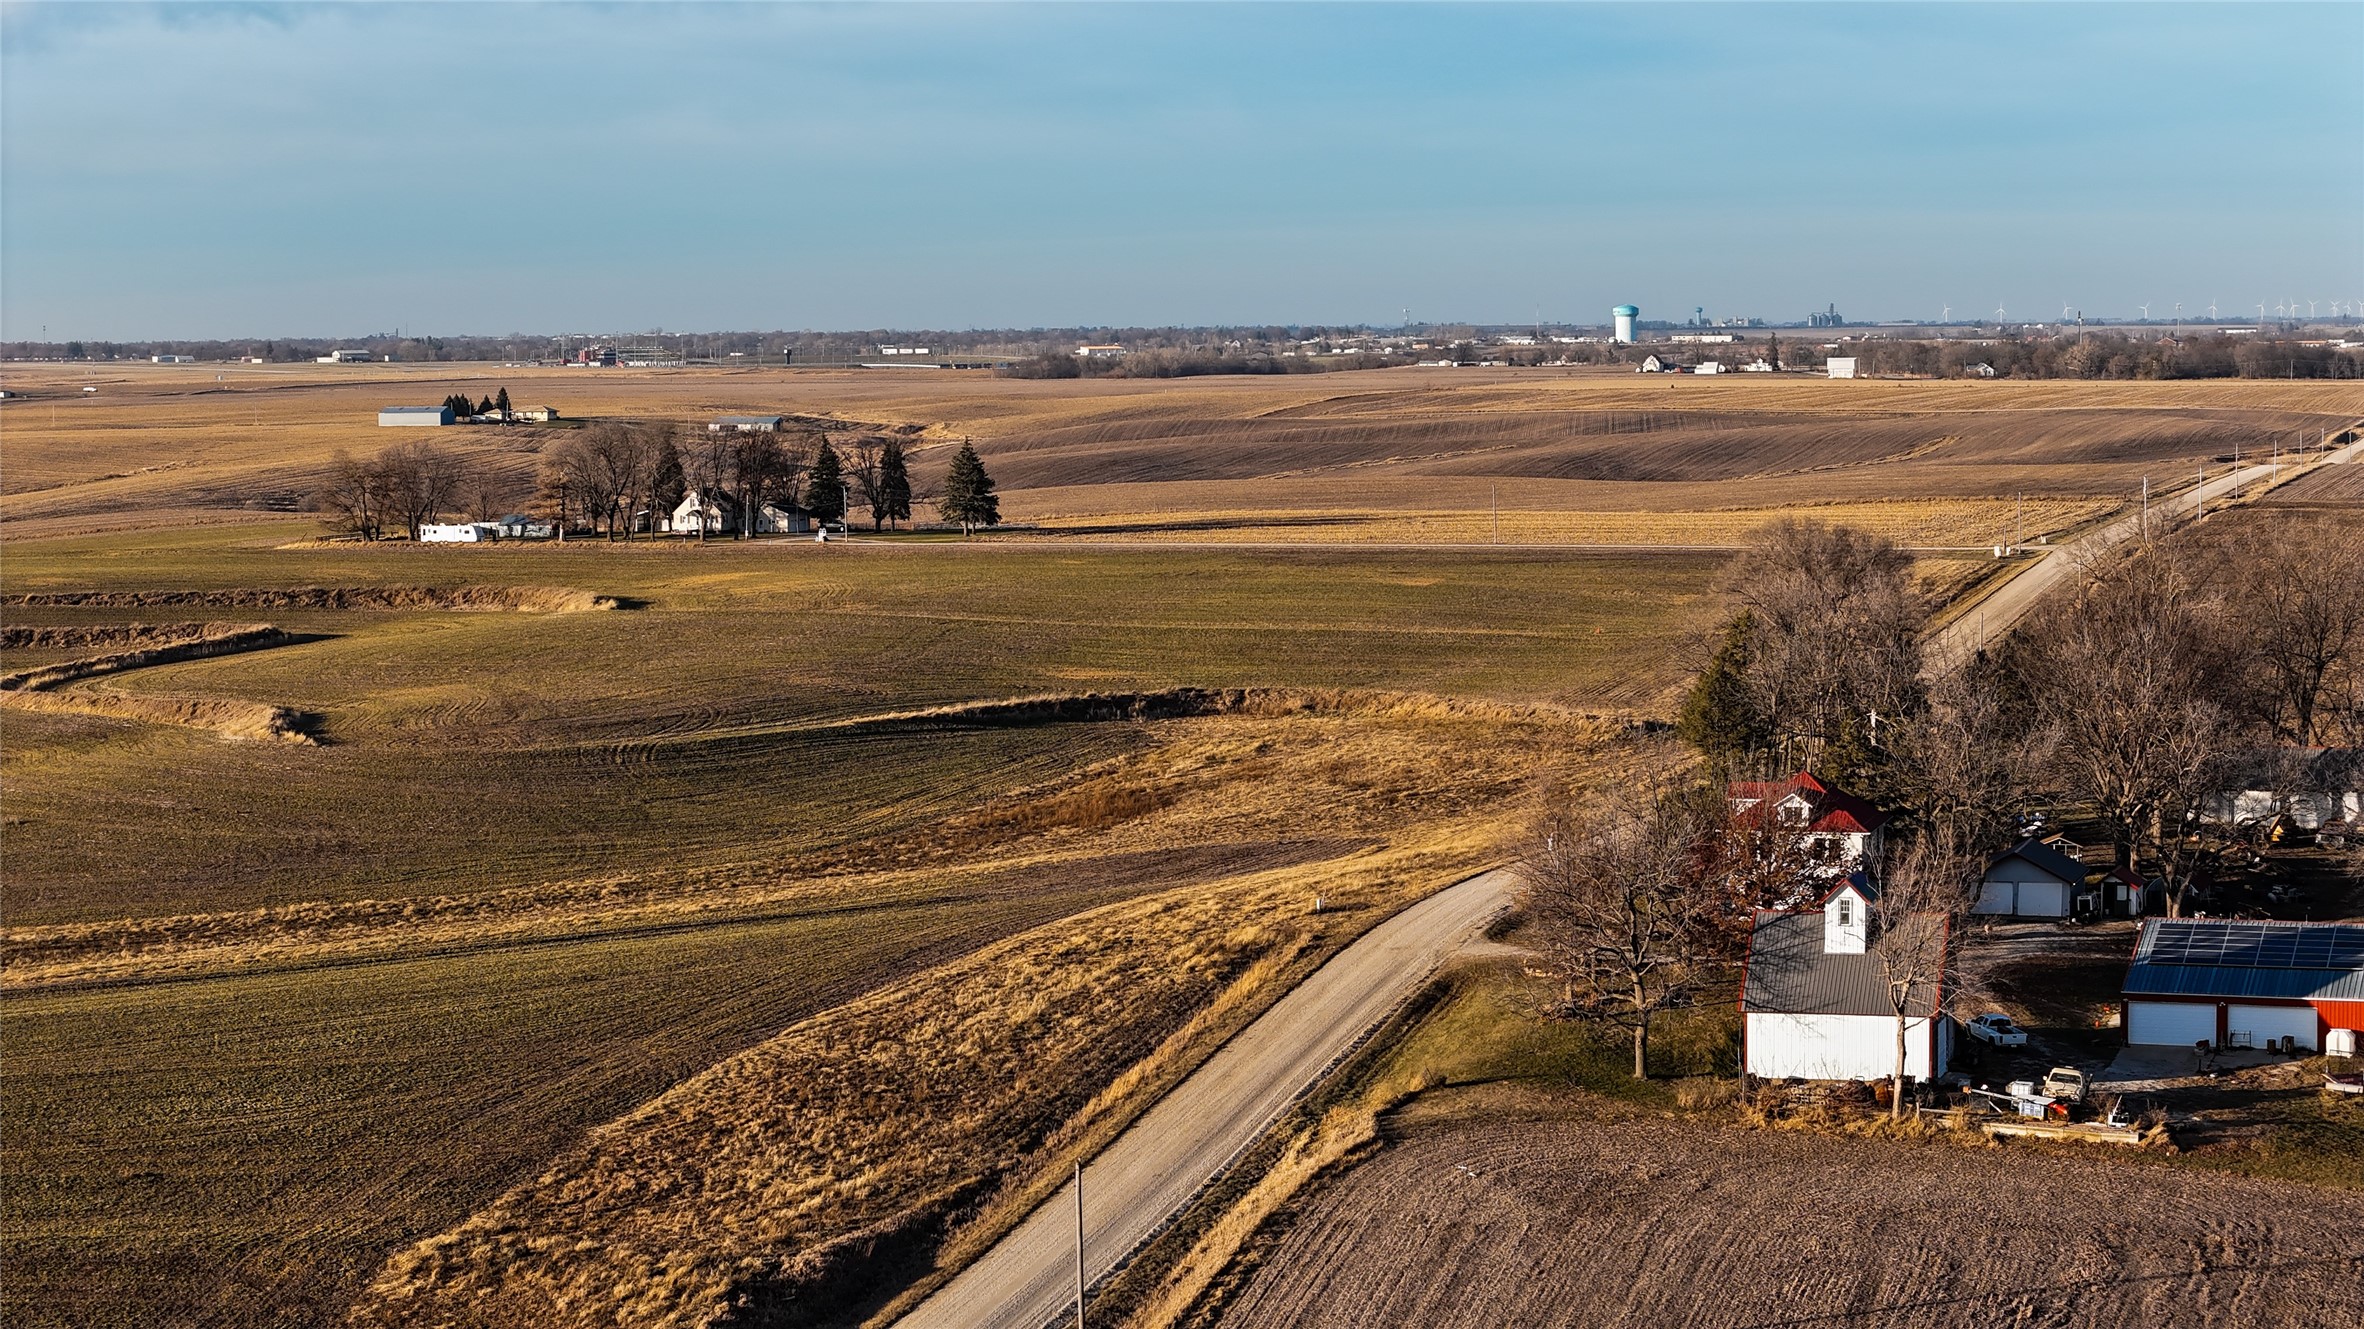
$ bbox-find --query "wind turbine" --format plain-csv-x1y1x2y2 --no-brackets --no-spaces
2062,302,2074,321
2308,299,2318,317
1941,303,1951,322
2207,300,2218,320
1995,303,2008,324
2139,303,2151,321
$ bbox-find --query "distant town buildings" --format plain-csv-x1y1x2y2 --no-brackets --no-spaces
1806,304,1847,328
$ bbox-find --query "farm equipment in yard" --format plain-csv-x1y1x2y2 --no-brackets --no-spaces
2326,1071,2363,1096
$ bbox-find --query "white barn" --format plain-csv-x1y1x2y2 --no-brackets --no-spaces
1972,838,2089,919
379,405,454,427
1742,878,1954,1082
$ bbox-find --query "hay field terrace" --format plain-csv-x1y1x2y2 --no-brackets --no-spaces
3,364,2353,543
1,514,1694,1329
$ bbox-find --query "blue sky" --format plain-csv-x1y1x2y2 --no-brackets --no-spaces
4,2,2358,339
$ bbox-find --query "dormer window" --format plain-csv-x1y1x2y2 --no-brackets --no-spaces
1779,798,1810,825
1836,897,1853,927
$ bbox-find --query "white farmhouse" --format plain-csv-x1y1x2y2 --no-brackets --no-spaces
669,490,810,535
1727,770,1892,877
1742,877,1954,1082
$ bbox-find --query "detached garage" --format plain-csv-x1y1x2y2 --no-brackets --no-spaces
1972,839,2088,920
2122,919,2364,1053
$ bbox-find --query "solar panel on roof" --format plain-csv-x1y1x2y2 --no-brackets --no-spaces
2141,919,2364,971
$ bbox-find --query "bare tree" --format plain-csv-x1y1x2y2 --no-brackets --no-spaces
848,435,891,531
2232,518,2364,746
1894,654,2046,864
1720,520,1926,783
1868,844,1973,1118
2019,540,2242,882
1521,791,1710,1079
378,439,469,539
311,449,388,540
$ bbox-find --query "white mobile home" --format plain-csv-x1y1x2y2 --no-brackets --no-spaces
419,522,499,543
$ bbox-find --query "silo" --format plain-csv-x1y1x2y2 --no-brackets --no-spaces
1612,304,1639,344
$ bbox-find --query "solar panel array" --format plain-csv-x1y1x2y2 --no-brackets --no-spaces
2141,921,2364,971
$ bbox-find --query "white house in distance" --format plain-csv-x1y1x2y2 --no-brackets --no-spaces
1742,876,1954,1082
379,405,454,427
1727,771,1892,876
2121,919,2364,1053
709,415,786,433
1972,838,2090,920
668,490,809,535
1076,344,1125,359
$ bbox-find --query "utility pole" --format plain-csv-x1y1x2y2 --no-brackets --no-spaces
2141,476,2148,537
1490,483,1499,544
1074,1162,1086,1329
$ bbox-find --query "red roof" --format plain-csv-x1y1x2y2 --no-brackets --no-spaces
1727,770,1892,836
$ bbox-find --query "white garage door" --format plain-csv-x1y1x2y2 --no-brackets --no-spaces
2016,880,2069,918
1972,881,2015,915
2227,1004,2317,1051
2127,1000,2216,1047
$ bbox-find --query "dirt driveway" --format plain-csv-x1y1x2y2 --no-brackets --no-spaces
1217,1090,2364,1329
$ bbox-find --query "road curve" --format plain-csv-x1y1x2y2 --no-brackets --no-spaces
1925,433,2364,662
892,867,1520,1329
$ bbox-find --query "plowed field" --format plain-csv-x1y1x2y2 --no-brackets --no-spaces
1220,1096,2364,1329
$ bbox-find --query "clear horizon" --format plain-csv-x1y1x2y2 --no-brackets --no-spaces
5,2,2359,342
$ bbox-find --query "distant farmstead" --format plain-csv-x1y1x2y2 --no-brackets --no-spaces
379,405,454,427
709,415,786,432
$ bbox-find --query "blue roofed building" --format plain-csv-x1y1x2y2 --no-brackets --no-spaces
2121,919,2364,1053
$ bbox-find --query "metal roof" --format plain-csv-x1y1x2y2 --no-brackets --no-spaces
2122,920,2364,1002
1988,838,2088,886
379,405,448,413
1743,912,1945,1018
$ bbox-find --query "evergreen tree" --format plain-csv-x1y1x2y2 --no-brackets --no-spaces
494,386,512,416
879,438,913,528
1675,613,1772,773
650,435,687,520
806,441,845,525
476,394,495,416
937,439,1001,535
442,392,475,418
1767,332,1781,371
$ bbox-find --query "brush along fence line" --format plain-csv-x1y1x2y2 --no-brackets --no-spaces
0,623,293,692
345,851,1458,1329
8,584,619,612
0,623,319,743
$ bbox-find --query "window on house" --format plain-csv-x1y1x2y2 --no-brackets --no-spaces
1837,898,1853,927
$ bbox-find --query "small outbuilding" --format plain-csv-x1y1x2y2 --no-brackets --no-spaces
379,405,454,427
1827,357,1858,379
709,415,786,433
1742,876,1954,1082
1972,838,2090,920
2122,919,2364,1053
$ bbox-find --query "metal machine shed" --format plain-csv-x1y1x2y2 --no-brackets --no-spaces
2121,919,2364,1052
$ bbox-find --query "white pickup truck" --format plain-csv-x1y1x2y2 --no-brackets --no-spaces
1964,1013,2029,1048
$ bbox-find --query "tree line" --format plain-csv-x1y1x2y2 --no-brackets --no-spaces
309,423,1007,540
1529,512,2364,1089
1834,332,2364,380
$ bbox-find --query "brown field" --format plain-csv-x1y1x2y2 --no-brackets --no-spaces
1216,1088,2364,1329
3,363,2354,543
5,365,2353,1329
